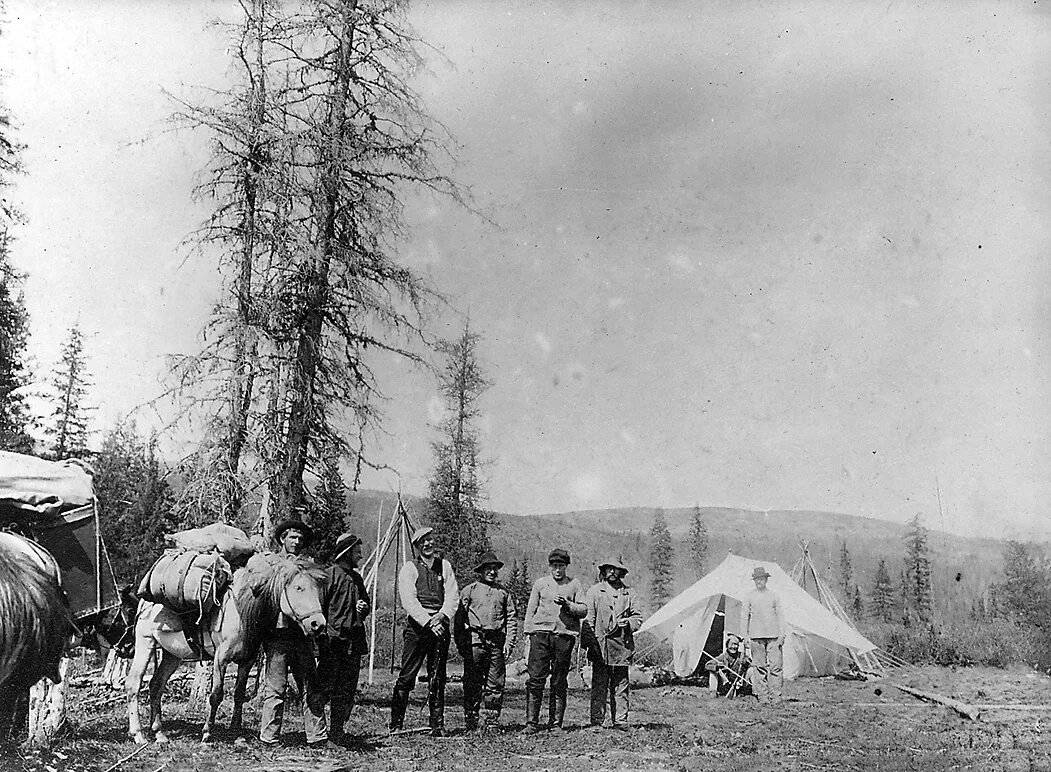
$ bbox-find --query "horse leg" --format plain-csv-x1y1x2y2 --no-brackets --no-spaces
126,637,155,744
202,656,226,743
149,650,182,744
230,660,253,735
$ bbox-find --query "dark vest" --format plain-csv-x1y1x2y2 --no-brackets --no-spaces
415,557,445,609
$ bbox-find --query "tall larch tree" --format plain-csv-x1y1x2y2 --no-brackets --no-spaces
649,508,674,607
904,514,933,623
47,324,93,459
426,322,493,575
687,504,710,579
870,558,895,622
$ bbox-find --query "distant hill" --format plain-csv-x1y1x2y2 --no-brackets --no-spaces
343,493,1006,618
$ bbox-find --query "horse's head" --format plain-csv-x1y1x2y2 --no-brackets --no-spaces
278,565,326,637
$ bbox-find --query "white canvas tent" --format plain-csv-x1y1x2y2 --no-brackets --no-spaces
638,552,880,679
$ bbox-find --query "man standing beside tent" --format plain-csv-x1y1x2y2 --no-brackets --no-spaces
522,548,588,733
582,557,643,729
390,526,459,737
741,565,785,703
318,531,371,743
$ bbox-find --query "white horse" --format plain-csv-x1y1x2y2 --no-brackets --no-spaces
0,532,71,741
125,552,326,744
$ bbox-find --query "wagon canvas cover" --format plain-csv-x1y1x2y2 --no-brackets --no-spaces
0,450,119,619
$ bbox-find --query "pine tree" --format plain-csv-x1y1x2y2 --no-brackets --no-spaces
649,508,674,607
838,540,853,602
871,558,895,622
992,541,1050,625
46,324,93,459
95,423,177,586
851,584,864,619
904,514,933,623
309,457,347,563
426,322,493,575
899,569,911,626
0,231,32,453
687,504,709,579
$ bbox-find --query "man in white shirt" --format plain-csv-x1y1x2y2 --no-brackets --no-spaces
389,526,459,736
740,565,786,703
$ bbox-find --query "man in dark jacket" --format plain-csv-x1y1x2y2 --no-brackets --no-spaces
318,531,371,743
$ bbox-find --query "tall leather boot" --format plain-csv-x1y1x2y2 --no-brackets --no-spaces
330,702,350,742
389,692,408,733
551,688,567,732
521,690,541,734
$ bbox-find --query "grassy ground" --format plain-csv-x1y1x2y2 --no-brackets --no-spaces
5,664,1051,772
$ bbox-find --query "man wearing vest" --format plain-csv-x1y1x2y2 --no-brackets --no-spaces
260,519,327,746
389,526,459,736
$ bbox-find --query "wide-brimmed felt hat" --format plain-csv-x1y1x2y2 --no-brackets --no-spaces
474,551,504,573
332,531,362,562
598,556,628,574
548,548,571,565
751,566,771,580
274,519,313,545
411,526,434,545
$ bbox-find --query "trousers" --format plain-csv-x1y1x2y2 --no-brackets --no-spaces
316,638,363,737
526,631,576,726
259,634,326,744
589,663,629,726
748,637,784,701
390,618,449,730
462,629,507,723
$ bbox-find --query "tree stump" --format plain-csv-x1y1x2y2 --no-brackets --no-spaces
26,658,71,747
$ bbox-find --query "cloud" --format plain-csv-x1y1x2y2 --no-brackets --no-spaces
535,332,552,353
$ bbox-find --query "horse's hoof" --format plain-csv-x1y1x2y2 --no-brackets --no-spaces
154,733,169,745
234,737,248,748
131,734,148,745
201,732,211,744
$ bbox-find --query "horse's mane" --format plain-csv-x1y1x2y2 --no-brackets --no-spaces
230,552,326,653
0,545,70,691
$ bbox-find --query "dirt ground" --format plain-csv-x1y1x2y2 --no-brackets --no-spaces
5,664,1050,772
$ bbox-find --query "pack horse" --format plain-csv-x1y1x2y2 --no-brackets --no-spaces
126,552,327,744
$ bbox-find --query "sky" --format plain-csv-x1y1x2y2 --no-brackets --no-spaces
2,0,1050,539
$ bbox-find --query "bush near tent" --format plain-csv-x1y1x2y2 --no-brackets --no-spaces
638,552,880,679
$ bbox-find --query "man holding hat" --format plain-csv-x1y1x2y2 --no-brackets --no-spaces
390,526,459,736
522,548,587,732
317,531,371,743
582,557,642,729
454,551,518,732
260,519,327,746
741,565,785,703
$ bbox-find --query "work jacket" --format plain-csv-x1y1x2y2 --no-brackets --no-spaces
582,581,643,666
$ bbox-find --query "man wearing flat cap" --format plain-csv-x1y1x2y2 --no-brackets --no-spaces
582,557,642,729
260,519,326,746
317,531,371,743
741,565,785,703
522,548,587,732
389,526,459,736
454,551,517,732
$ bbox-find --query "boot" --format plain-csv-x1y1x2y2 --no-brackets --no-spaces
389,692,408,733
521,690,542,734
550,690,567,732
330,703,351,743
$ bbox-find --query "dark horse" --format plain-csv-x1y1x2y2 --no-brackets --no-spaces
126,552,327,744
0,532,72,741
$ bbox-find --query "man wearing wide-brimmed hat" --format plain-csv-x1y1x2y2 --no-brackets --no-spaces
389,526,459,736
741,565,785,703
582,556,642,729
522,547,588,732
317,531,371,743
454,551,518,732
260,519,326,746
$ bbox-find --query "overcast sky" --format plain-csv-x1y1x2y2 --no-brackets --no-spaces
3,1,1050,539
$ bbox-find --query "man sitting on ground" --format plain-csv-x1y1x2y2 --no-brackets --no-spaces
705,635,753,698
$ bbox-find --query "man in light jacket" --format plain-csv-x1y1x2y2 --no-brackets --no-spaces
522,548,587,732
741,565,786,703
389,526,459,736
582,557,643,729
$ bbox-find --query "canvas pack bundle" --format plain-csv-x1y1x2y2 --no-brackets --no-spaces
166,522,255,564
137,549,233,618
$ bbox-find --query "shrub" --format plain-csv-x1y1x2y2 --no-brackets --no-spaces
864,619,1039,668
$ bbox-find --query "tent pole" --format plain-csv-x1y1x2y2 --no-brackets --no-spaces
390,508,402,673
367,501,384,685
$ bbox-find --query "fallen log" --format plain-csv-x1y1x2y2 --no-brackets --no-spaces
892,683,981,721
